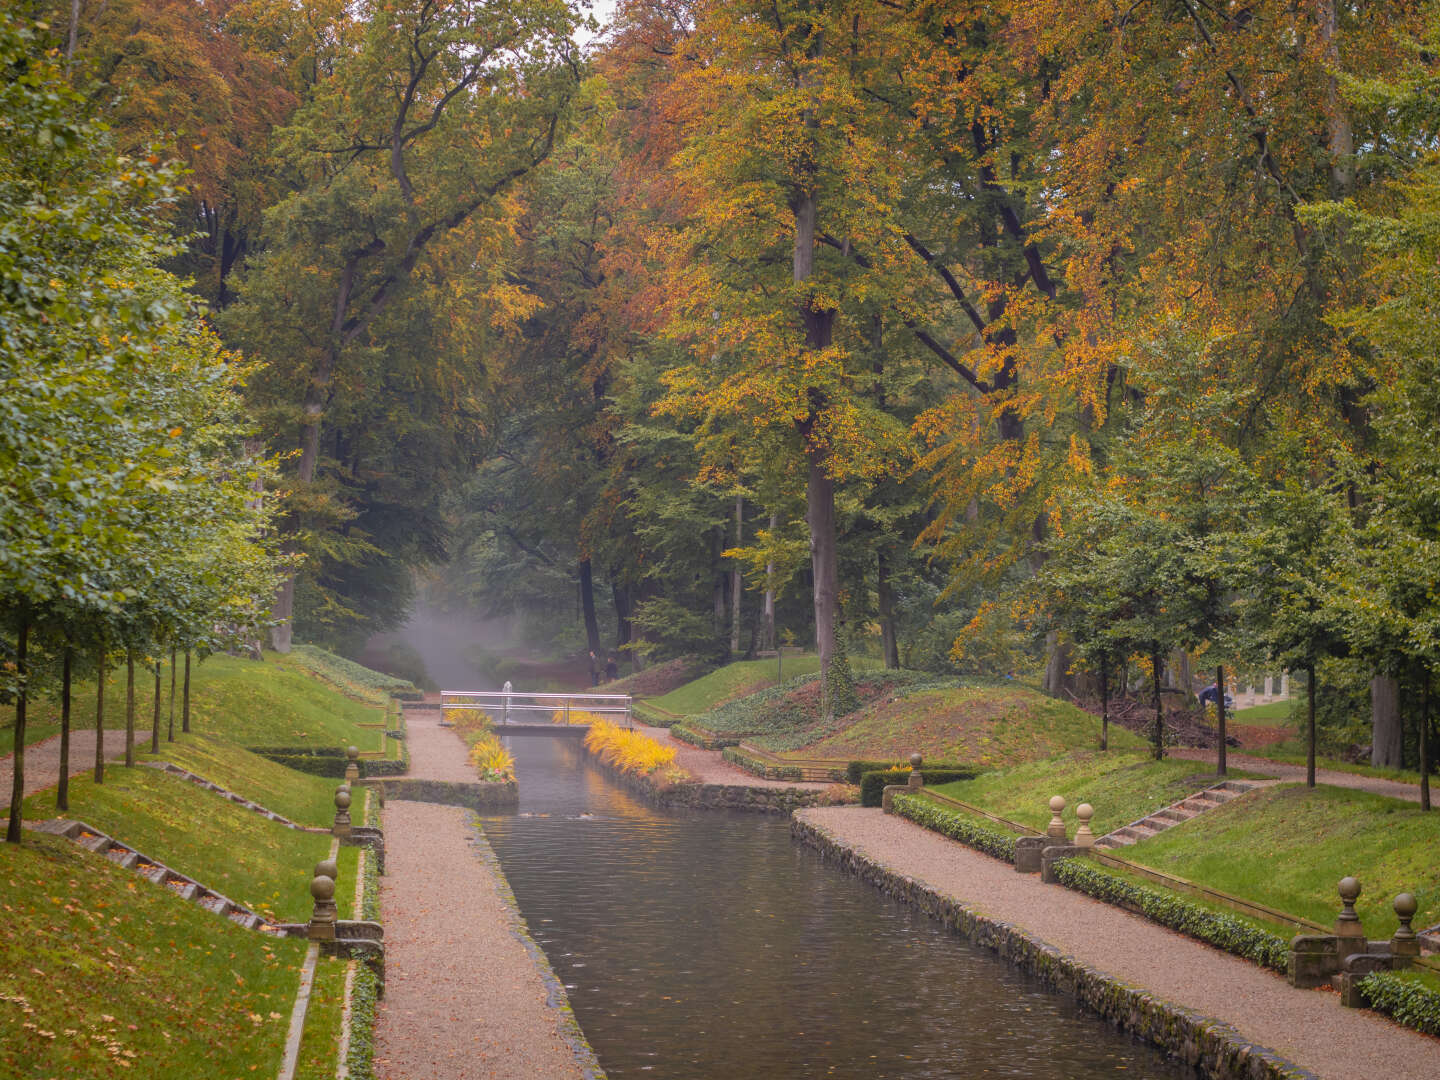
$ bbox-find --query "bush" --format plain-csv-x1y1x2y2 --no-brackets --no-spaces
891,792,1018,861
859,768,980,807
1358,971,1440,1037
250,746,407,779
1051,859,1290,972
845,759,977,784
721,746,804,781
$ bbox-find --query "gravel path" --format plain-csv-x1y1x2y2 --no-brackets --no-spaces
636,723,831,790
1,729,133,807
800,806,1440,1079
1169,748,1427,803
374,712,592,1080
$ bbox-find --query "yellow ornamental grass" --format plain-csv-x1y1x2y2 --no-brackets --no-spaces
468,732,514,782
583,718,678,777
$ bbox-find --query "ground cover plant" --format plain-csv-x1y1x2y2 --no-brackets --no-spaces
1124,784,1438,937
22,767,358,923
0,832,306,1078
136,734,342,826
1359,970,1440,1037
288,645,421,704
803,686,1146,770
890,792,1019,861
926,750,1259,837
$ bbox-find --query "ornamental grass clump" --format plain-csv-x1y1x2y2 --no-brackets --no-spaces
468,732,514,782
583,717,680,777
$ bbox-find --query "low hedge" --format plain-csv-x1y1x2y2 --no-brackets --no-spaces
721,747,805,781
891,792,1019,861
1051,858,1291,973
858,767,979,807
251,747,408,779
670,722,744,750
1358,971,1440,1037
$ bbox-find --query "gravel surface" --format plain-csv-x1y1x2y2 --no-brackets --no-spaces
1169,748,1428,803
800,805,1440,1080
1,729,132,806
635,723,832,790
374,712,592,1080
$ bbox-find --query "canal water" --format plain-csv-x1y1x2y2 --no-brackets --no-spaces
481,736,1187,1080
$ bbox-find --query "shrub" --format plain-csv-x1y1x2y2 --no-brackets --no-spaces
1357,971,1440,1037
859,768,980,807
846,759,977,784
584,718,682,777
721,747,804,781
891,793,1018,861
1051,859,1291,972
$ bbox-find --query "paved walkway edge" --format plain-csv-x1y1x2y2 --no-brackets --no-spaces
463,813,608,1080
790,813,1318,1080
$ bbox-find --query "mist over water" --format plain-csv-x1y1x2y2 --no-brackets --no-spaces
362,597,517,691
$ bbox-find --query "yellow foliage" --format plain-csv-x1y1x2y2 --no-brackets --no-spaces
467,731,515,782
582,717,679,777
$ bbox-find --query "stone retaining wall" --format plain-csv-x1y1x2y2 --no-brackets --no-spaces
365,777,518,812
790,813,1318,1080
583,754,840,815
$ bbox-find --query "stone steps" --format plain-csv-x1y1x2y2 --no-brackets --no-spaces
30,818,276,932
142,762,329,832
1094,779,1262,849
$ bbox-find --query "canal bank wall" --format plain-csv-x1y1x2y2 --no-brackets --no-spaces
791,812,1317,1080
579,747,849,814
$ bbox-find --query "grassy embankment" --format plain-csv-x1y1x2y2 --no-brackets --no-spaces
635,654,828,723
2,647,395,1077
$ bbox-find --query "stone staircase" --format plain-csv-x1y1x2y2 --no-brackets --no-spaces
1094,779,1263,849
142,761,329,833
30,818,278,932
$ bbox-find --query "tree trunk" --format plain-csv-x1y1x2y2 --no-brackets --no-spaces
807,442,839,720
763,511,778,652
1371,673,1403,768
1043,631,1069,697
5,618,29,843
712,526,727,636
877,549,899,670
65,0,81,66
1308,663,1318,788
730,495,743,656
578,558,601,661
612,580,633,659
150,659,161,754
125,648,135,768
1317,0,1355,197
58,647,72,812
182,651,191,734
1419,668,1430,812
1151,651,1165,761
1098,659,1109,752
1214,664,1228,777
168,647,177,742
94,645,106,783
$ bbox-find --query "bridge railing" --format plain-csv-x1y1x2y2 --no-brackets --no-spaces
440,689,633,728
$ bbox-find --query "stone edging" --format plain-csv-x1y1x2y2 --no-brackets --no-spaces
363,776,517,811
790,812,1319,1080
463,814,608,1080
582,748,844,815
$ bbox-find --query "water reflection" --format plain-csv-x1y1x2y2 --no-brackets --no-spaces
481,737,1186,1080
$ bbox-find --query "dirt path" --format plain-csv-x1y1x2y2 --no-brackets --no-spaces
373,711,594,1080
1169,747,1427,804
1,729,134,807
800,806,1439,1080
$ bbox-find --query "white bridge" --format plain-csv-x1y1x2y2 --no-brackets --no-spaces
439,688,633,733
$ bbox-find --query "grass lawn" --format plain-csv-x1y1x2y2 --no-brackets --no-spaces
1233,700,1293,724
643,655,826,717
927,749,1261,836
4,652,387,757
0,832,307,1079
1126,783,1440,937
137,734,342,827
801,685,1146,767
23,767,358,923
293,957,348,1080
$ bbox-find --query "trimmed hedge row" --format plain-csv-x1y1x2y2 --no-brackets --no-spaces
859,768,980,807
1051,858,1291,972
251,746,408,779
721,746,805,781
891,792,1019,861
670,721,742,750
1358,971,1440,1037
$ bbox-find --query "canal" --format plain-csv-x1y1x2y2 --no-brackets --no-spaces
481,735,1188,1079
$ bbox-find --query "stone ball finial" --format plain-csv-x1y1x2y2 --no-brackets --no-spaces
1338,876,1361,903
314,858,338,881
1394,892,1418,920
310,874,335,902
909,752,924,770
1076,803,1093,824
346,745,359,761
1049,795,1066,814
334,787,352,811
1337,876,1362,924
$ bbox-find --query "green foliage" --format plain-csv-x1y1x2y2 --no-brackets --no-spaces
721,747,805,782
1051,859,1290,972
890,793,1019,861
344,960,383,1080
859,770,981,808
250,748,407,780
645,655,825,717
1358,970,1440,1038
288,645,421,704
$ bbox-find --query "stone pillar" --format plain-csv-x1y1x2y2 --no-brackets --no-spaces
308,860,338,941
344,745,360,782
1074,803,1095,849
907,752,924,790
1335,876,1367,960
1046,796,1068,843
333,785,353,840
1391,892,1420,968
